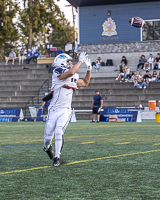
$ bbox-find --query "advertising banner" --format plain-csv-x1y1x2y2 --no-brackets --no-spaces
100,107,138,122
36,108,43,122
0,108,23,122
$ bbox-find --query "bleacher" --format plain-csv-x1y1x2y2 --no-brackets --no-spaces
0,61,52,117
0,56,160,120
74,63,160,120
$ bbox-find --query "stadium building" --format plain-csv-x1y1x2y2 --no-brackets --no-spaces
67,0,160,44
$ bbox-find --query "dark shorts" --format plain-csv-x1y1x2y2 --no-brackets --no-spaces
93,107,100,115
43,107,48,115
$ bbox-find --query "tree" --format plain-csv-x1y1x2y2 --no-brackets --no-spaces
0,0,20,46
18,0,74,49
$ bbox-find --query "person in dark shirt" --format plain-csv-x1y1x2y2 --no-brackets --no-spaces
154,53,160,69
115,56,127,71
137,55,147,70
143,70,151,80
91,90,103,123
40,93,51,122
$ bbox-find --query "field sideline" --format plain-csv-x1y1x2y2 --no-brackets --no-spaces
0,121,160,200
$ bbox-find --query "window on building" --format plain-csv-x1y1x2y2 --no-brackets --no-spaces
142,20,160,41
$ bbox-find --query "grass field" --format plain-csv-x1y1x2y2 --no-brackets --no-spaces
1,121,160,200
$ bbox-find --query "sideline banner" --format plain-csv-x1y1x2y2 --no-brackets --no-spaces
0,108,23,122
100,107,138,122
36,108,43,122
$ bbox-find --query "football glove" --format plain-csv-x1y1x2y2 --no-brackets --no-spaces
85,57,92,71
79,52,88,63
98,108,101,113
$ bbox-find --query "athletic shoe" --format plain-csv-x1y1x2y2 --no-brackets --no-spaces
43,145,53,160
90,120,95,123
144,86,146,89
12,63,14,65
52,157,60,167
96,121,100,123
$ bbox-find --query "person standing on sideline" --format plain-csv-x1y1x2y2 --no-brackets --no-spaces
91,90,103,123
40,93,51,122
43,52,92,167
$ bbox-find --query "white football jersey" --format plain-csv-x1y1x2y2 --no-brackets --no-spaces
50,67,79,109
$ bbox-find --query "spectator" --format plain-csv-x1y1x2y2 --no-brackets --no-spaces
142,70,152,83
141,77,149,88
150,70,158,82
46,41,51,57
32,44,37,54
5,49,16,65
74,38,78,59
115,56,127,71
33,49,40,62
25,49,33,64
133,76,141,88
40,93,51,122
137,55,147,70
18,47,25,66
156,72,160,82
93,57,103,71
65,41,72,55
115,65,125,82
131,71,138,82
143,54,154,70
91,90,103,123
122,66,130,81
154,53,160,69
126,71,134,82
137,71,143,86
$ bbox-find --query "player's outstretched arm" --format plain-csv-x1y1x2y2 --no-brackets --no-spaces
58,52,87,80
77,57,92,87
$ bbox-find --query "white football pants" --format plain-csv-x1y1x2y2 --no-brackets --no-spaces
43,107,71,158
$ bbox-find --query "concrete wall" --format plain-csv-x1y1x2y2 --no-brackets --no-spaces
78,41,160,65
79,1,160,44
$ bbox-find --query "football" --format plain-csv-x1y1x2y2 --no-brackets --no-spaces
128,16,146,28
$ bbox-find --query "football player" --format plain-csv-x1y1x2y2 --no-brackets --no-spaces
43,52,92,166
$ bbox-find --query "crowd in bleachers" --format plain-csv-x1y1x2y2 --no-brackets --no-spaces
5,45,41,66
115,53,160,88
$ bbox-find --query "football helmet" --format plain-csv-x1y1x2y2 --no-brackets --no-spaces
53,53,72,68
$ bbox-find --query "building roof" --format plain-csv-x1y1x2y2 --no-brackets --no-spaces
67,0,159,8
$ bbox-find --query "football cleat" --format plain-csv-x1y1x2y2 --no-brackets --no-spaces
52,157,60,167
43,145,53,160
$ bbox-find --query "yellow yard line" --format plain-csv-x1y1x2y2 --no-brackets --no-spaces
117,142,130,145
1,148,160,176
153,143,160,145
81,141,95,144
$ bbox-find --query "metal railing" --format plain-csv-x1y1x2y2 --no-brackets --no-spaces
23,79,51,117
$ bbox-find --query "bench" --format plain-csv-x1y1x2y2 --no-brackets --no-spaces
5,56,19,61
37,57,55,64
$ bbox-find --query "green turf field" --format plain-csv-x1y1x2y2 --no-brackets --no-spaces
0,121,160,200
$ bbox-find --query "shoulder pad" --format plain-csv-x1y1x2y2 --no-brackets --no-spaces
54,67,67,75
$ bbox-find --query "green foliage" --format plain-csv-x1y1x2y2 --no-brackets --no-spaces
0,0,20,46
18,0,74,47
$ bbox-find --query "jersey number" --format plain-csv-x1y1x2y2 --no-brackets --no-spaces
71,78,77,83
